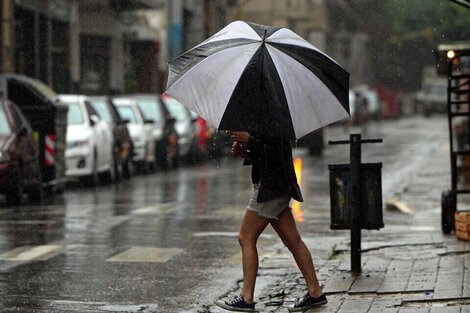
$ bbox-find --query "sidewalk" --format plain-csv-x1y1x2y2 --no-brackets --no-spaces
208,121,470,313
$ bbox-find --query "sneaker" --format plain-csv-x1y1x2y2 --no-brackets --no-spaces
214,294,256,312
288,293,327,312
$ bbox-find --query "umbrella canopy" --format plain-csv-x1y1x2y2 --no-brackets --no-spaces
165,21,350,139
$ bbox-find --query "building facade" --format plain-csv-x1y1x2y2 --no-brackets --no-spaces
0,0,166,95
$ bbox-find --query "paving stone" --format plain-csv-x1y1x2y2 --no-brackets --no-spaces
433,255,465,300
363,256,390,272
429,307,461,313
323,272,356,294
406,272,437,292
370,296,402,308
398,308,430,313
367,309,399,313
462,305,470,313
464,269,470,298
337,298,373,313
377,260,413,294
349,272,385,294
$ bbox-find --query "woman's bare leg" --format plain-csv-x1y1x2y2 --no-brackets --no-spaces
238,209,270,303
270,208,322,297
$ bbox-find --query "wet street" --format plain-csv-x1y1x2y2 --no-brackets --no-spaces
0,116,451,312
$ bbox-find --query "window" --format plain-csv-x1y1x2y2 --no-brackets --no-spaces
90,100,112,123
163,98,188,122
116,106,138,124
136,99,162,122
0,106,11,135
67,103,85,125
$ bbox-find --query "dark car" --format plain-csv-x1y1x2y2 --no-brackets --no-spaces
160,94,198,164
0,74,68,194
123,94,178,170
0,100,43,204
88,96,134,179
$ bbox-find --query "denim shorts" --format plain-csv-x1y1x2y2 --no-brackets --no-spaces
247,184,291,219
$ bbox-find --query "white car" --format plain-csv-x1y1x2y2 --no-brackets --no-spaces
59,95,114,185
111,98,154,173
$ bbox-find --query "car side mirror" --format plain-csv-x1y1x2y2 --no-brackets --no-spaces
144,119,154,124
90,115,100,126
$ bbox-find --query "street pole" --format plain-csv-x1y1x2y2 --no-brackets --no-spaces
350,133,362,274
34,1,40,79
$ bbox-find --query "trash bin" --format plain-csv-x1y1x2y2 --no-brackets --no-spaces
329,162,384,230
0,74,68,192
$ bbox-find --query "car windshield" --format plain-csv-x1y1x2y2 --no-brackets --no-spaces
164,98,188,122
90,100,112,123
427,84,446,94
67,103,85,125
0,106,11,135
116,106,138,124
136,99,162,122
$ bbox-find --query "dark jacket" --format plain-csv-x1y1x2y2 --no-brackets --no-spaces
243,135,303,203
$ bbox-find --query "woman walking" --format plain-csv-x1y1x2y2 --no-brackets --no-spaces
215,131,327,312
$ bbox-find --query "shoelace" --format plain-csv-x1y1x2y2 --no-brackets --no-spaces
227,295,244,305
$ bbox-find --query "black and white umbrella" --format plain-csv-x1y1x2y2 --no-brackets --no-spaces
165,21,350,139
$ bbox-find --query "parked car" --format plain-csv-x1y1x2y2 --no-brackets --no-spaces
415,78,447,116
0,73,68,194
160,95,198,163
88,96,134,179
111,97,154,173
0,100,43,204
58,95,114,185
123,94,178,170
190,112,227,161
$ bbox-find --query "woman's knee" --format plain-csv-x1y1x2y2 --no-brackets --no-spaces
282,234,303,251
238,234,258,248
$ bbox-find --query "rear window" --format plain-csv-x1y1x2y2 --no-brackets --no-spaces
0,106,11,134
164,98,188,122
116,106,138,123
90,100,112,123
136,99,162,122
67,103,85,125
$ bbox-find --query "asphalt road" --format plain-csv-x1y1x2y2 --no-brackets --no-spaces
0,116,450,312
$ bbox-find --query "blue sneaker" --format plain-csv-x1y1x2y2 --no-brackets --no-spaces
288,293,327,312
214,294,256,312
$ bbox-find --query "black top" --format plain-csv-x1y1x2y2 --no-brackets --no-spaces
243,135,303,203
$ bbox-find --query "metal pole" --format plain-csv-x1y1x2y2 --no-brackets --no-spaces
34,0,40,79
350,133,362,273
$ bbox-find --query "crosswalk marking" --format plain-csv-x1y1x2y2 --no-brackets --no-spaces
107,247,184,263
0,245,64,261
132,202,182,215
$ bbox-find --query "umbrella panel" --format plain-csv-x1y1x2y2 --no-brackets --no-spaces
219,45,296,138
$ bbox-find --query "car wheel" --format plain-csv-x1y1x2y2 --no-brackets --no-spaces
103,155,117,185
114,154,123,182
28,183,44,204
156,141,169,171
6,168,24,205
88,151,100,186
